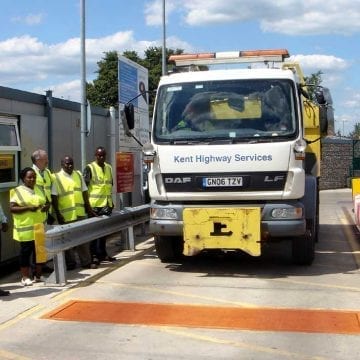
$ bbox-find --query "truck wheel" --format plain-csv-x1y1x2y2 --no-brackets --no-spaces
291,230,315,265
155,236,183,262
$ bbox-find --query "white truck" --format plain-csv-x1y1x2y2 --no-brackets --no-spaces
124,49,333,265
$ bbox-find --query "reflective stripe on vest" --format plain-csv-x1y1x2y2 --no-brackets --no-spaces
88,161,113,208
54,170,86,222
34,167,53,201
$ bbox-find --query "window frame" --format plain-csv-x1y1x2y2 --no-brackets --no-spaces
0,116,21,188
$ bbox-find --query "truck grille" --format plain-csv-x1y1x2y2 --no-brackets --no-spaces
162,172,287,192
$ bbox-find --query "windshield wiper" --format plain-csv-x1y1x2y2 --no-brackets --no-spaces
171,139,203,145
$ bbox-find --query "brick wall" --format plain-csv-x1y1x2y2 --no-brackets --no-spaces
319,137,353,190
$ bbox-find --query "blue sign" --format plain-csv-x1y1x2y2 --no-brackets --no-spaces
118,60,138,107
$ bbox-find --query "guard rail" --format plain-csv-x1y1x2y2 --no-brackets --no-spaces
45,204,149,285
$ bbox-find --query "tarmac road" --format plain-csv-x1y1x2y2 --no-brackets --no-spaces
0,189,359,360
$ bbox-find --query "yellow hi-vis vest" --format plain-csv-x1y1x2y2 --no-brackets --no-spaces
33,167,53,201
87,161,113,208
54,170,86,222
33,166,53,222
10,185,46,242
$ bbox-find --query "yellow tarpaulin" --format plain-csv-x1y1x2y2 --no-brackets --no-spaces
34,223,47,263
211,99,261,119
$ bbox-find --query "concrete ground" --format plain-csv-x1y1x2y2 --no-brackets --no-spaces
0,224,154,324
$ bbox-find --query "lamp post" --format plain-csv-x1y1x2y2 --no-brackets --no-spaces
340,119,349,138
80,0,87,169
162,0,166,76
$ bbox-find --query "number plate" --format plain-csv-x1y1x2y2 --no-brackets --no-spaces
203,176,243,187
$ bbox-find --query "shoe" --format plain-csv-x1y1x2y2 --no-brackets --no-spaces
21,277,33,286
33,276,46,283
92,257,100,265
101,256,116,262
0,289,10,296
81,263,98,269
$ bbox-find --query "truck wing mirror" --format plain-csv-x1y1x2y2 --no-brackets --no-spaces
315,87,333,106
124,103,135,130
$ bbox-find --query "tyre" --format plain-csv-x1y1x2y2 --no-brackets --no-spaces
306,218,318,244
291,229,315,265
155,236,184,262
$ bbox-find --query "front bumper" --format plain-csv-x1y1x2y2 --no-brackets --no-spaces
149,201,306,239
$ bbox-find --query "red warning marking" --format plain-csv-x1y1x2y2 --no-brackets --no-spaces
43,300,360,334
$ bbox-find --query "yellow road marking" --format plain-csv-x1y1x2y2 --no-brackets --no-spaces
0,349,30,360
158,327,328,360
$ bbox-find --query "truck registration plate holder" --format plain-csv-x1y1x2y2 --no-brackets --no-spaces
183,207,261,257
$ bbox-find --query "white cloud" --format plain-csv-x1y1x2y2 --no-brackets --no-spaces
144,0,177,26
289,54,348,73
11,13,45,26
0,30,194,88
146,0,360,35
32,79,81,101
0,32,142,88
344,93,360,109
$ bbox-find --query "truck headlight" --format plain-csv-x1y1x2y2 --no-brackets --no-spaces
271,207,303,219
151,208,178,220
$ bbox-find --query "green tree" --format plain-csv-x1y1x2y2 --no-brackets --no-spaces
86,47,184,111
86,51,119,108
304,71,323,102
349,123,360,139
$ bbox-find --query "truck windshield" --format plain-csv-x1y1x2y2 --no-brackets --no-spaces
153,79,297,143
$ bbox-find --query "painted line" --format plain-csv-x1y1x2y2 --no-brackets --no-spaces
0,349,30,360
271,277,360,292
42,300,360,335
158,327,328,360
97,281,260,308
0,304,44,331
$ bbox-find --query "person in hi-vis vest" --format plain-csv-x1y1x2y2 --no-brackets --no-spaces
51,156,97,269
0,203,10,295
83,146,115,263
31,149,55,224
10,167,50,286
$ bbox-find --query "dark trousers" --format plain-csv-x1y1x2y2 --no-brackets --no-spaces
19,241,36,267
90,206,112,260
90,237,108,260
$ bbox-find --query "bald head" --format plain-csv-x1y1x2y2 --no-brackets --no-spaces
61,156,74,175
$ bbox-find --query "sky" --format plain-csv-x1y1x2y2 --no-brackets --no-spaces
0,0,359,135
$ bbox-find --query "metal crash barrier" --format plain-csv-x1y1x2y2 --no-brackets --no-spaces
45,205,149,285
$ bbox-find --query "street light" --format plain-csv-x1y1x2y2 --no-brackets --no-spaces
80,0,87,169
162,0,166,76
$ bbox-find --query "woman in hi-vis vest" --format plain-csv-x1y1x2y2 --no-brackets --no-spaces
10,167,50,286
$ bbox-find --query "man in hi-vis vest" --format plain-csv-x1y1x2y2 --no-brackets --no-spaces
52,156,97,269
83,146,115,263
31,149,54,224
